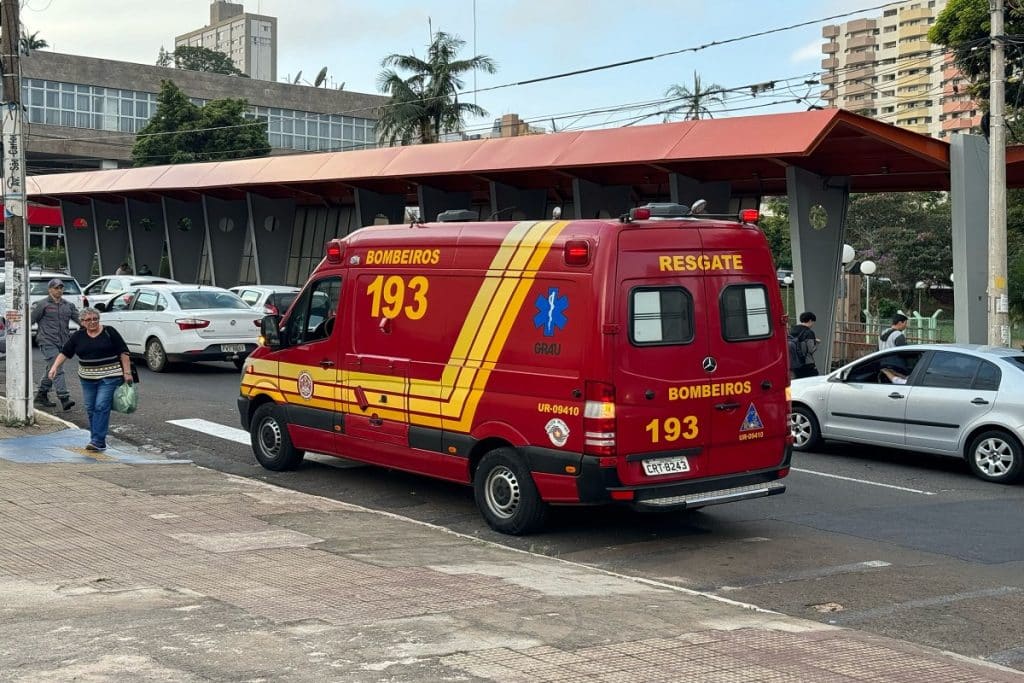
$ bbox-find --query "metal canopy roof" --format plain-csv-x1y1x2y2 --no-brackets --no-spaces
27,109,954,206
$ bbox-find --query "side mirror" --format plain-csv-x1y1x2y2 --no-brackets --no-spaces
260,314,283,349
94,303,106,312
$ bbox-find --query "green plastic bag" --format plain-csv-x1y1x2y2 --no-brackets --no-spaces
112,381,138,414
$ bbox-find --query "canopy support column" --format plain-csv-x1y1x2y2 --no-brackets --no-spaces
950,134,990,344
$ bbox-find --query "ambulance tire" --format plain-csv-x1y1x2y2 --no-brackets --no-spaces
474,448,548,535
790,404,822,451
251,403,305,471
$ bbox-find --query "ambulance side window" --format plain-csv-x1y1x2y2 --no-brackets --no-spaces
286,276,342,345
720,284,771,341
629,287,694,345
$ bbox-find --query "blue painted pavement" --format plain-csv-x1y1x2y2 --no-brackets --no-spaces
0,428,191,464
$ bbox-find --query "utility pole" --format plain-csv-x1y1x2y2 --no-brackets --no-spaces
988,0,1010,346
1,0,32,421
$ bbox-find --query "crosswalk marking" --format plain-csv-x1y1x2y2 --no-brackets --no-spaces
167,418,250,445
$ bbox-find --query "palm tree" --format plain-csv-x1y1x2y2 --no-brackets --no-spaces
376,31,496,146
20,31,47,52
663,72,725,121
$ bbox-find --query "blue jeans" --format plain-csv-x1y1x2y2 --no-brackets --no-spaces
80,376,123,447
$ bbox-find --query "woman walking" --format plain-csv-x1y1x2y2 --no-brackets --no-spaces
47,307,132,451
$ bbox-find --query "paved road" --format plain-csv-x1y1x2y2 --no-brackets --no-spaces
8,350,1024,671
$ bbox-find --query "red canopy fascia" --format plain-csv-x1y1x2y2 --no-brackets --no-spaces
0,203,63,226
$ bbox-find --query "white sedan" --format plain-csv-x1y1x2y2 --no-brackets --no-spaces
102,285,262,372
83,275,178,311
229,284,300,316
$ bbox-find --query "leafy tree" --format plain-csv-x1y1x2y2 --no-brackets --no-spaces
758,197,792,270
131,80,270,166
663,72,725,121
20,31,47,51
376,31,496,146
156,46,173,67
844,192,952,310
165,45,247,77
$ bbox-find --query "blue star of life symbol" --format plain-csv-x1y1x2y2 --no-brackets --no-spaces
533,287,568,337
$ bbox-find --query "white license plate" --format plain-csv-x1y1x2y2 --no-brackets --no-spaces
642,456,690,476
221,344,246,353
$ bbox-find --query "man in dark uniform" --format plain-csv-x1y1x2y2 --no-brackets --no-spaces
31,278,79,410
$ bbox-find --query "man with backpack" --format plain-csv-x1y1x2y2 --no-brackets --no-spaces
789,311,820,379
879,313,909,350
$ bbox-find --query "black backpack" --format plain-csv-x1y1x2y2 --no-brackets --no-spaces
787,334,805,370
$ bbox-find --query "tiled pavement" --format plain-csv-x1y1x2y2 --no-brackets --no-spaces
1,420,1021,681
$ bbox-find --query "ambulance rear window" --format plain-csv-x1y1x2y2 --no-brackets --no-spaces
720,284,771,341
630,287,694,345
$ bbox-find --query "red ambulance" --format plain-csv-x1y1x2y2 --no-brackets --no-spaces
239,203,792,534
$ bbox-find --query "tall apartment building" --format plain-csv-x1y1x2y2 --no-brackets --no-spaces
175,1,277,81
821,0,980,138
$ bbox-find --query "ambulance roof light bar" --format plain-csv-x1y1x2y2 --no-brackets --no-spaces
623,201,706,223
436,209,478,222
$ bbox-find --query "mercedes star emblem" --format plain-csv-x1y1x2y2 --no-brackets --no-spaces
702,356,717,373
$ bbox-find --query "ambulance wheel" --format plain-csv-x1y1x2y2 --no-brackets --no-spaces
790,405,822,451
251,403,305,471
474,448,547,535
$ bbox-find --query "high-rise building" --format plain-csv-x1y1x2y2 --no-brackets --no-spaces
820,0,980,139
175,1,277,82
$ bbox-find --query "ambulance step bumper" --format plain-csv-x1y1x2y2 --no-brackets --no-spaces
633,480,786,510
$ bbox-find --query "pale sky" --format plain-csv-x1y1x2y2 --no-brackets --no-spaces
25,0,887,134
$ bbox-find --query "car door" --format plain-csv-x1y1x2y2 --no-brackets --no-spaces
904,351,998,455
824,351,913,446
123,289,160,352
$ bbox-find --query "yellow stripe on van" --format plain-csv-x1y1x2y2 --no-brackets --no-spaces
245,220,570,433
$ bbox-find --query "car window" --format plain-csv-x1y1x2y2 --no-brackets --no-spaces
973,361,1001,391
919,351,981,389
172,291,251,310
109,293,134,311
286,278,342,345
845,350,926,384
84,279,107,295
720,284,771,341
630,286,694,345
133,291,159,311
103,278,125,294
155,293,169,312
29,278,81,295
269,292,297,312
238,290,261,305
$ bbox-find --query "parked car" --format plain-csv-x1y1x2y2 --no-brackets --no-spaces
102,285,262,372
0,270,87,342
83,275,178,311
790,344,1024,484
229,285,300,316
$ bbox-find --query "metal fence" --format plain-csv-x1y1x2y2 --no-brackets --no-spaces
831,319,954,368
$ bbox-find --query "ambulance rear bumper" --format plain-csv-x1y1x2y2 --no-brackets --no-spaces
578,446,791,511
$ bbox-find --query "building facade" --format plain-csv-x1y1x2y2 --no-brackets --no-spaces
21,51,386,175
175,1,277,81
820,0,981,138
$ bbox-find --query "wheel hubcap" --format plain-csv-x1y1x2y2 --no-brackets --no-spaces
147,343,163,367
975,437,1013,477
484,466,520,520
259,418,282,458
790,413,811,448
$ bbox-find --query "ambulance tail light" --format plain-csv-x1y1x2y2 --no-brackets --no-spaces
564,240,590,266
325,241,343,263
739,208,760,224
583,381,616,457
176,318,210,331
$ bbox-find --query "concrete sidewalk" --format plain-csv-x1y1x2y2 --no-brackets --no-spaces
0,413,1020,682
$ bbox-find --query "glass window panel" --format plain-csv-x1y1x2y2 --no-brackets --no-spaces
136,101,148,117
30,89,43,106
28,107,43,123
280,133,293,147
973,361,1001,391
45,109,59,125
61,92,74,108
721,284,772,341
45,91,59,107
93,96,104,112
281,119,293,133
631,288,693,344
269,132,282,147
319,121,329,137
77,94,89,110
344,124,354,139
45,80,58,90
920,351,981,389
61,111,74,126
76,112,90,127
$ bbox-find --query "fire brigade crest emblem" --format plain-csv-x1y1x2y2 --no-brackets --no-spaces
297,371,315,400
740,403,764,431
545,418,570,447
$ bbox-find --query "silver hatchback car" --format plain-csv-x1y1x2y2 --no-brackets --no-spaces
790,344,1024,484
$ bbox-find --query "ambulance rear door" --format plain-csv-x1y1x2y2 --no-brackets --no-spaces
701,234,790,476
611,227,714,487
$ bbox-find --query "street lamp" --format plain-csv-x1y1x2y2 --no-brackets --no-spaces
861,260,877,324
915,280,927,315
842,244,855,268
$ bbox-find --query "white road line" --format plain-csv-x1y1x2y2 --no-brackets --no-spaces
168,418,250,445
792,467,936,495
